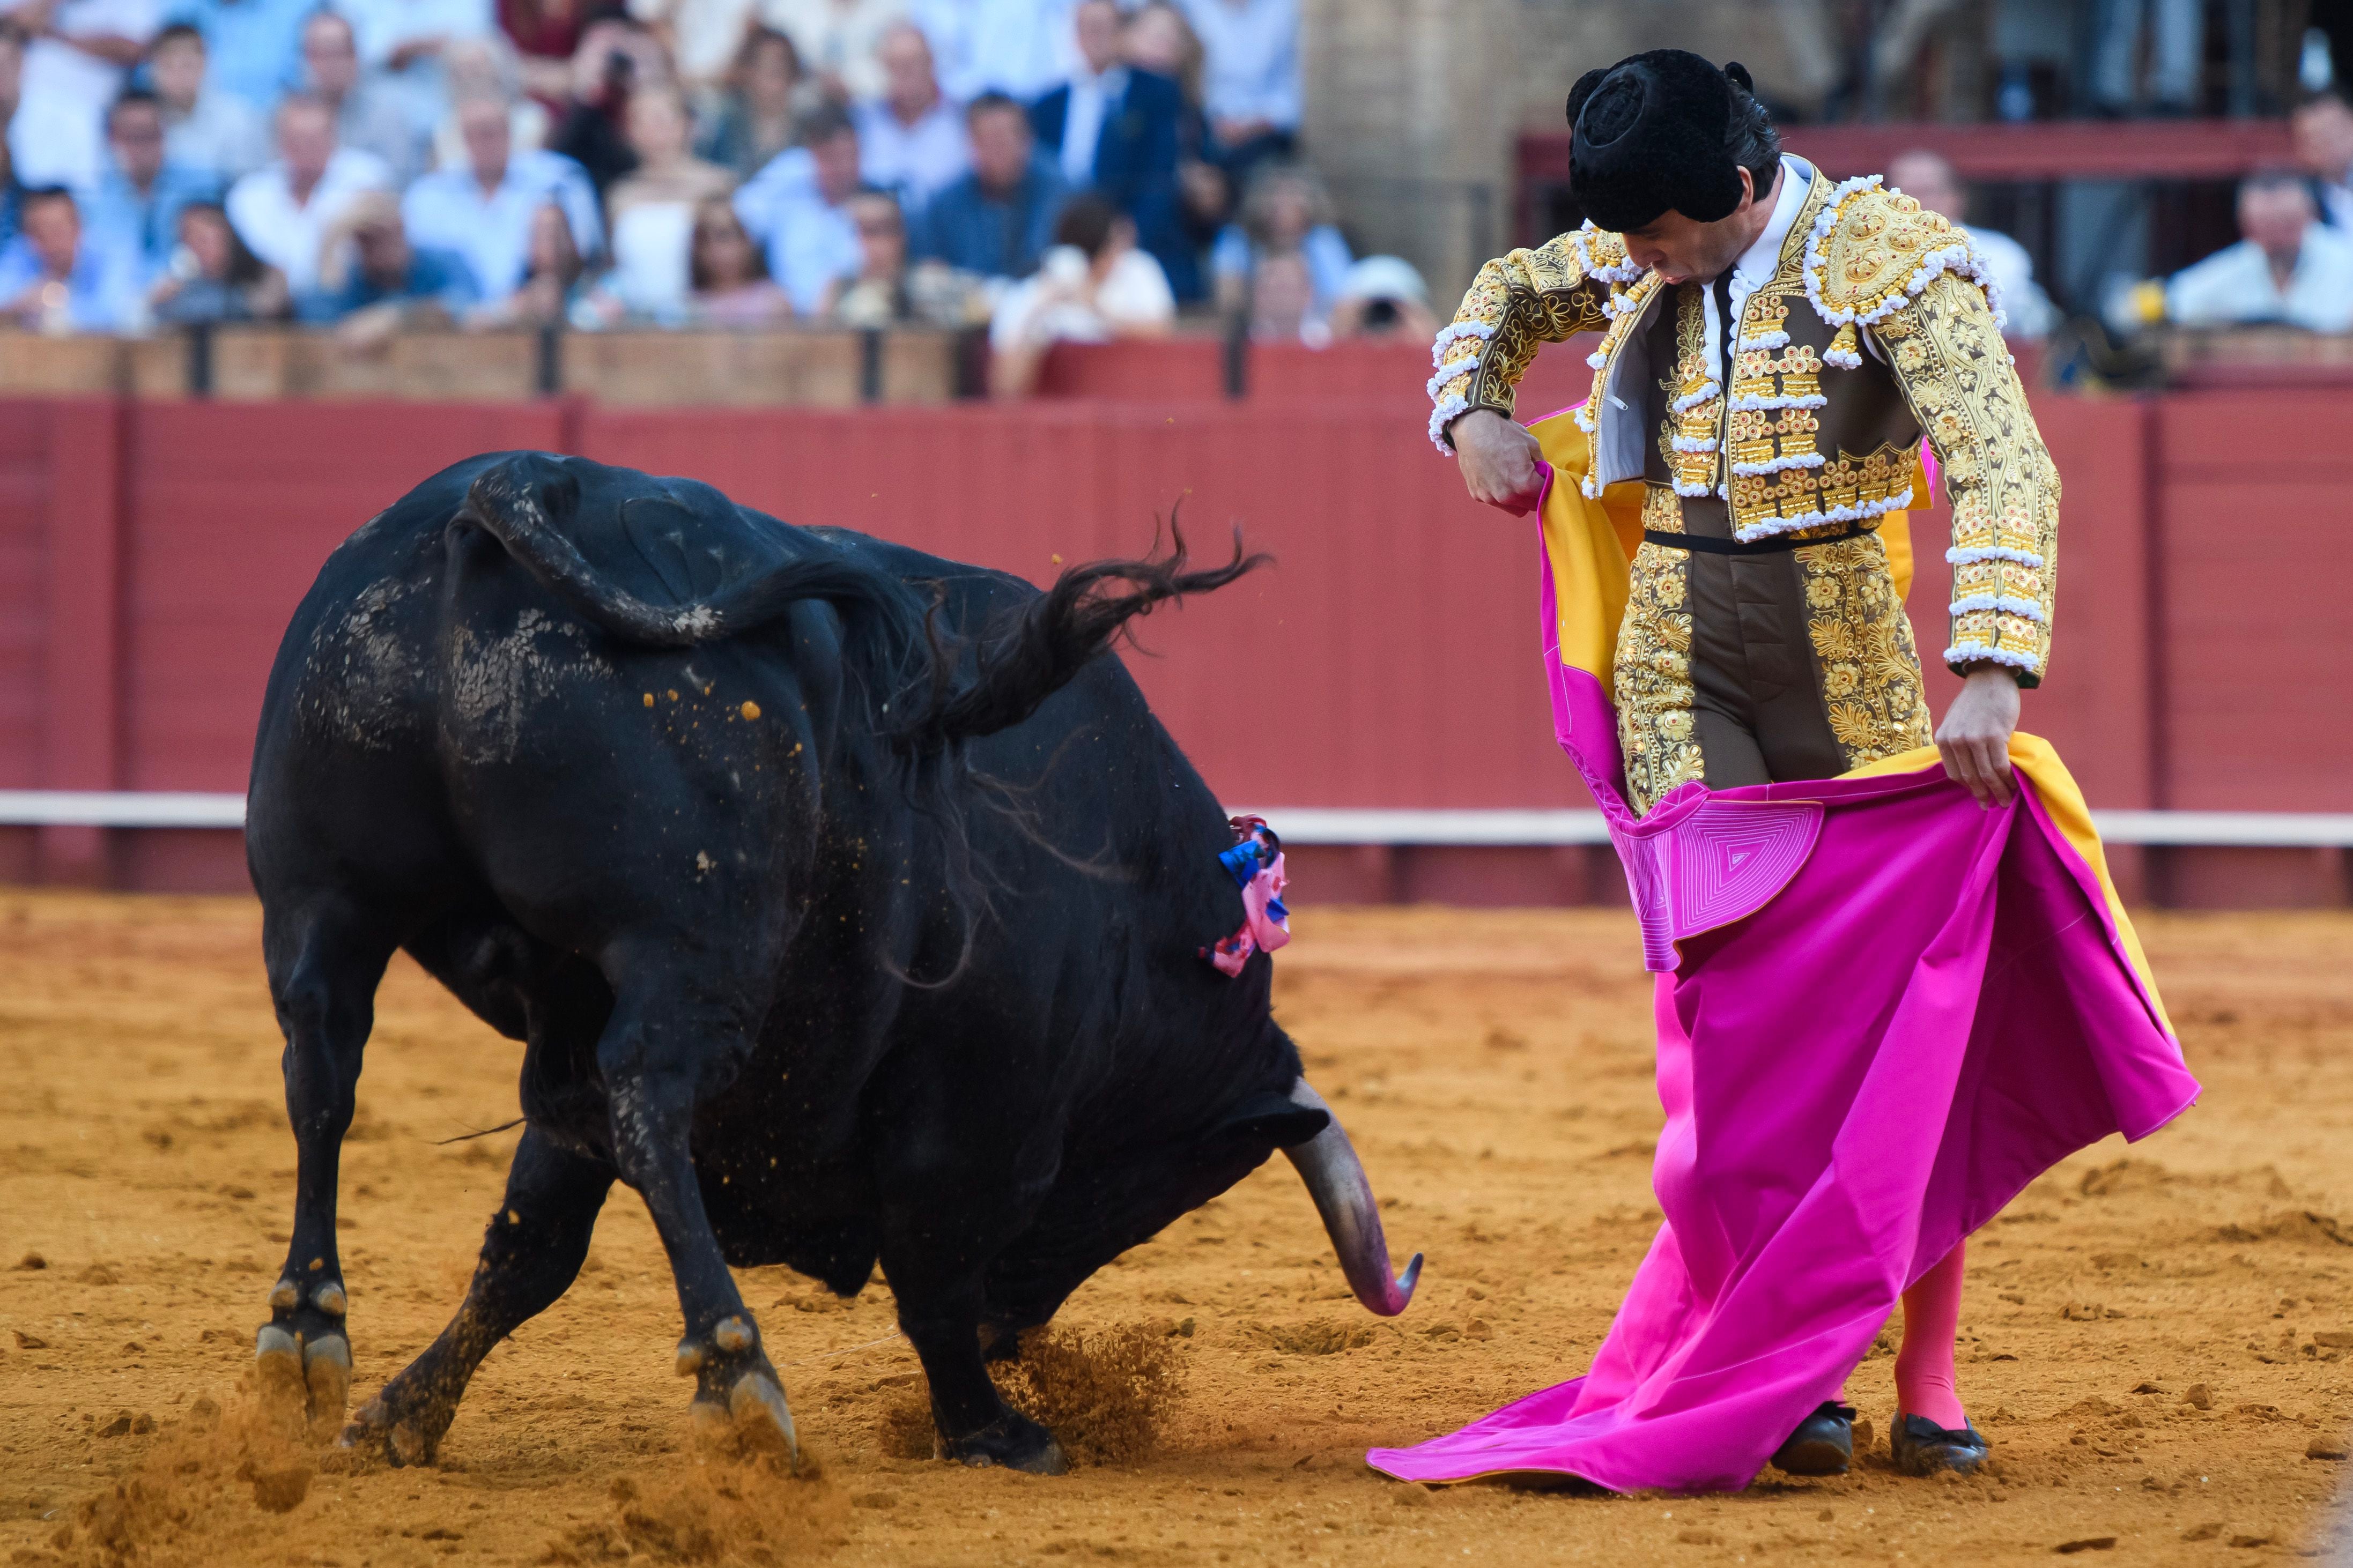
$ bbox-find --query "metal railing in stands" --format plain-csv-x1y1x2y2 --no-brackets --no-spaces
4,792,2351,849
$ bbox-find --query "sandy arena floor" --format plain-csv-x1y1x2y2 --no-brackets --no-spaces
3,891,2351,1566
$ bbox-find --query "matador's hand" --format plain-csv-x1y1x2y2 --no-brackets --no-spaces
1451,408,1547,516
1936,666,2021,809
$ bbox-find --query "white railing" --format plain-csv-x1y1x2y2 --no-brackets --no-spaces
5,791,2348,849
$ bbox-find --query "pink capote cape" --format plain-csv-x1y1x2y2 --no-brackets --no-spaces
1366,411,2201,1495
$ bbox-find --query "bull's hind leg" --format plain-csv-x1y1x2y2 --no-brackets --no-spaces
345,1127,612,1465
594,973,798,1463
256,898,396,1436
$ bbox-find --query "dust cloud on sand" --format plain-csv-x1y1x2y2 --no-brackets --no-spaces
4,891,2352,1564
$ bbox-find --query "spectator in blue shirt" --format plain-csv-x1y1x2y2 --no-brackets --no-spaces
0,21,25,251
149,22,269,181
1211,161,1346,324
1176,0,1296,189
1031,0,1196,300
731,101,863,314
400,91,601,300
0,185,139,329
82,88,218,282
161,0,310,111
295,188,475,322
146,196,286,320
909,91,1065,281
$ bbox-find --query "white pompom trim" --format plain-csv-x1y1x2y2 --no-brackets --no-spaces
1803,176,2013,339
1943,642,2040,672
1670,435,1718,454
1728,392,1827,412
1730,451,1827,477
1949,593,2048,623
1427,394,1470,455
1736,331,1790,351
1946,544,2046,567
1428,321,1494,366
1728,486,1914,543
1668,381,1721,414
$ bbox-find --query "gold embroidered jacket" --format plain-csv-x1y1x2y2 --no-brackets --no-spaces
1426,171,2059,685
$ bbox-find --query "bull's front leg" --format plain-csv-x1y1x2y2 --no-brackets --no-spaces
345,1126,613,1464
256,901,394,1436
596,986,798,1463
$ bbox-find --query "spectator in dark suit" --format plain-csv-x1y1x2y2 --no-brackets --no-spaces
908,90,1065,280
1029,0,1198,301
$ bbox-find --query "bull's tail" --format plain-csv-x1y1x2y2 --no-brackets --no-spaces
457,454,1268,750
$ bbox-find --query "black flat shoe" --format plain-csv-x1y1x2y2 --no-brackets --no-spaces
1769,1401,1856,1475
1889,1411,1990,1476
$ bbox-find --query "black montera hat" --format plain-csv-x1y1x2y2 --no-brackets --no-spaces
1567,50,1751,233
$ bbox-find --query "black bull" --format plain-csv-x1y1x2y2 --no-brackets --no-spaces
245,452,1419,1474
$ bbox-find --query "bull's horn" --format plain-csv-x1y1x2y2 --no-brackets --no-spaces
1280,1078,1421,1316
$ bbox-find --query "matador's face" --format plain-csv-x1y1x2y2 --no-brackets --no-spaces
1618,163,1773,287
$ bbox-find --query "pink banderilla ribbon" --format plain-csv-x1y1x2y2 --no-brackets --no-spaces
1203,816,1290,977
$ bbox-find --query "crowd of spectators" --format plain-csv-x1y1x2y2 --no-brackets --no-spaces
0,0,1438,372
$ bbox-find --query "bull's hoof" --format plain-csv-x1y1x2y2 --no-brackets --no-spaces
341,1374,454,1469
680,1317,799,1470
942,1412,1069,1475
255,1280,352,1439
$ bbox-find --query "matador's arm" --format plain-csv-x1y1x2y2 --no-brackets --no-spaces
1871,270,2060,687
1425,225,1634,454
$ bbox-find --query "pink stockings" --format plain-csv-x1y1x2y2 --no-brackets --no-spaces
1891,1240,1970,1430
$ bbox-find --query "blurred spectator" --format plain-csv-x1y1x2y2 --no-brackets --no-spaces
758,0,896,102
731,99,860,310
1124,1,1226,241
824,182,901,321
2161,169,2353,332
1175,0,1294,184
427,34,548,170
908,90,1063,279
146,195,286,319
1328,253,1433,340
549,16,674,194
1032,0,1193,300
987,190,1170,394
1210,162,1343,324
684,189,788,321
695,24,798,177
300,9,426,185
298,186,476,323
2091,0,2200,117
911,0,1070,103
1886,147,2056,340
499,0,591,103
159,0,307,112
854,20,965,207
335,0,496,138
226,91,391,290
605,81,731,315
149,21,265,179
2293,88,2353,231
6,0,160,189
0,185,138,328
404,91,601,296
628,0,757,100
83,88,217,283
0,20,23,248
463,195,583,323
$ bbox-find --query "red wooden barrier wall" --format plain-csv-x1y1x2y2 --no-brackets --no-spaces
0,359,2344,903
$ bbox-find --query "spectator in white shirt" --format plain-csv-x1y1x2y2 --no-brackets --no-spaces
988,189,1171,394
150,20,267,180
2164,168,2353,333
603,81,733,316
6,0,159,188
757,0,898,103
401,92,602,300
1885,147,2058,340
730,98,861,311
426,34,547,173
299,9,427,185
2293,88,2353,233
331,0,494,139
853,20,964,207
224,91,390,290
909,0,1070,103
1176,0,1293,179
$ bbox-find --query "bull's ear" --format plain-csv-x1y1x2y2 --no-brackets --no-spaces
1217,1091,1329,1149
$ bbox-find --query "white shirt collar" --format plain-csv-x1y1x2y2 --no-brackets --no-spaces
1731,154,1809,293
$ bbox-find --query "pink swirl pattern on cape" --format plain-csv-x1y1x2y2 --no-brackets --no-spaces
1364,474,2200,1494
